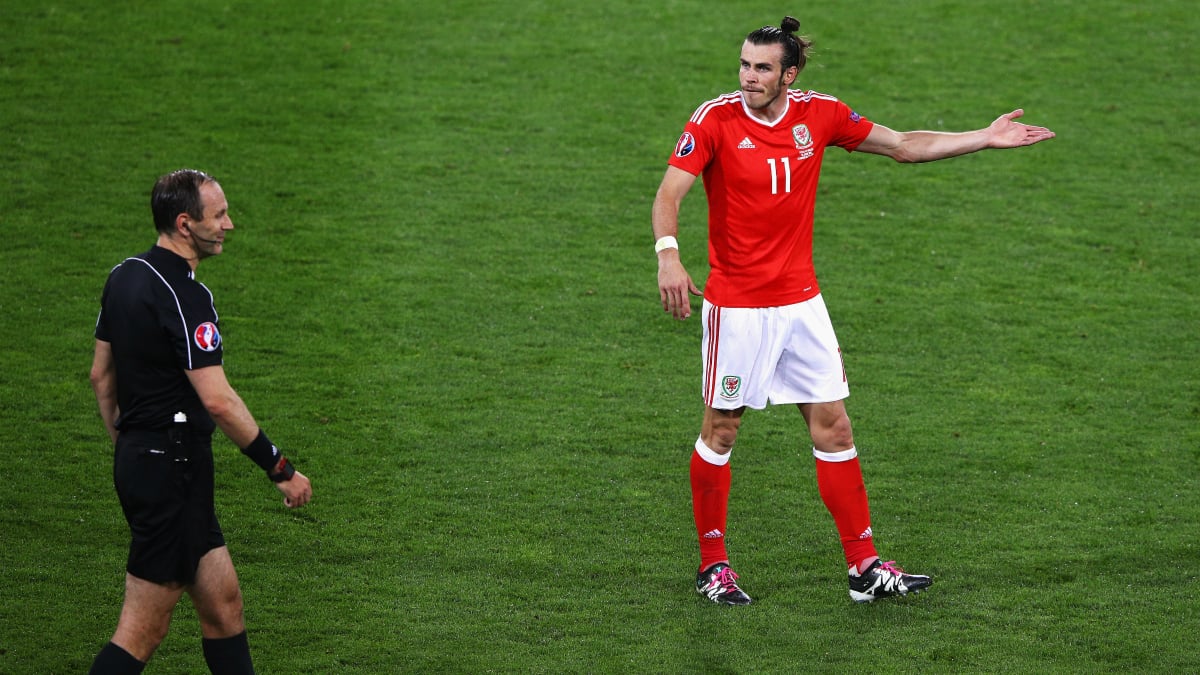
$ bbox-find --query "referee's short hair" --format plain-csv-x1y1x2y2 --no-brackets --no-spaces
151,169,216,234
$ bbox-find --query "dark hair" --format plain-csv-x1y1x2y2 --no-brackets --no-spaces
151,169,215,234
746,16,812,72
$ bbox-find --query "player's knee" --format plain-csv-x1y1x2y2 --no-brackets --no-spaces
708,423,741,453
813,414,854,450
702,406,744,453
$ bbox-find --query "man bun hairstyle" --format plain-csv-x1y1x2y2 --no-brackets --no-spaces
151,168,215,234
746,15,813,73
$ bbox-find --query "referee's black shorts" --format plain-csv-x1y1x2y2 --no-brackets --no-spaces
113,428,225,585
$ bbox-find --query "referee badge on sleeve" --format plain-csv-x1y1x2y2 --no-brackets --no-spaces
193,322,222,352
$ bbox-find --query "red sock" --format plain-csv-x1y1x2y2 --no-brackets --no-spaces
814,448,878,571
691,440,731,571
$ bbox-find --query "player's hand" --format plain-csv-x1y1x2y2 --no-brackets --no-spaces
987,109,1055,148
658,255,702,320
276,470,312,508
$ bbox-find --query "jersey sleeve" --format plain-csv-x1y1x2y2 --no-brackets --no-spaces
95,278,112,342
180,317,224,369
165,287,224,370
667,114,717,176
827,99,875,152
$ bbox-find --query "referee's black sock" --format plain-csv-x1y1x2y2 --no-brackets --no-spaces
88,641,145,674
202,630,256,674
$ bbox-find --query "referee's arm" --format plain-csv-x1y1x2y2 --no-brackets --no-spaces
187,364,313,508
186,364,261,447
89,339,119,444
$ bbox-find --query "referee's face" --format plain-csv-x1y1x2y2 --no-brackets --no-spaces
188,181,234,259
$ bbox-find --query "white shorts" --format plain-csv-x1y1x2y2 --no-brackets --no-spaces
701,295,849,410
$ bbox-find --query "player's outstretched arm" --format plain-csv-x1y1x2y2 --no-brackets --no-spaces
857,109,1055,163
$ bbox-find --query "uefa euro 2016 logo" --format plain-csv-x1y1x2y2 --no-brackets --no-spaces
675,132,696,158
193,322,222,352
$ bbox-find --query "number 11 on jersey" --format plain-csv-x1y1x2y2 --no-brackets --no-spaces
767,157,792,195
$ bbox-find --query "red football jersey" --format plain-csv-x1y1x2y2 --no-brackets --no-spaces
668,90,874,307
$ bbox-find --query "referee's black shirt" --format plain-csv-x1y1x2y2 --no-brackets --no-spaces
95,246,223,433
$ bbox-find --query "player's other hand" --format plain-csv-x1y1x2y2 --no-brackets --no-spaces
658,256,702,320
277,470,313,508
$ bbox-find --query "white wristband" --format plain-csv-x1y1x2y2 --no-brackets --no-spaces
654,236,679,253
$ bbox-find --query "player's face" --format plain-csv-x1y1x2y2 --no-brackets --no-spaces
186,181,234,259
739,41,795,118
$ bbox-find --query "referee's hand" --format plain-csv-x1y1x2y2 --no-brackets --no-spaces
277,470,313,508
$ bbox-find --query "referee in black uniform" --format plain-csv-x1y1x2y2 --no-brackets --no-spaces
88,169,312,674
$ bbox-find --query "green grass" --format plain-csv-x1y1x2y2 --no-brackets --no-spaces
2,0,1197,672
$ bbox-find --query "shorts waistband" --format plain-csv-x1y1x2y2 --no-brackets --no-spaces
121,412,201,434
118,425,209,463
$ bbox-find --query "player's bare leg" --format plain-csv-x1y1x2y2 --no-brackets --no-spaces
693,406,751,604
801,400,877,567
798,400,854,452
700,405,744,453
799,400,931,601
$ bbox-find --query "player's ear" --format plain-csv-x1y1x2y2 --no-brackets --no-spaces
784,65,799,86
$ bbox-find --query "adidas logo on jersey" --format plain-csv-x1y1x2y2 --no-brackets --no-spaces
737,137,756,149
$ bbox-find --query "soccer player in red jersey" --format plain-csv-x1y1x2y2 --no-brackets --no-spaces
653,16,1054,604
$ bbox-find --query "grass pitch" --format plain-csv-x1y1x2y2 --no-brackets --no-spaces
1,1,1197,672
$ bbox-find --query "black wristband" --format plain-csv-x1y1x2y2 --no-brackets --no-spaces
269,457,296,483
240,430,281,473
